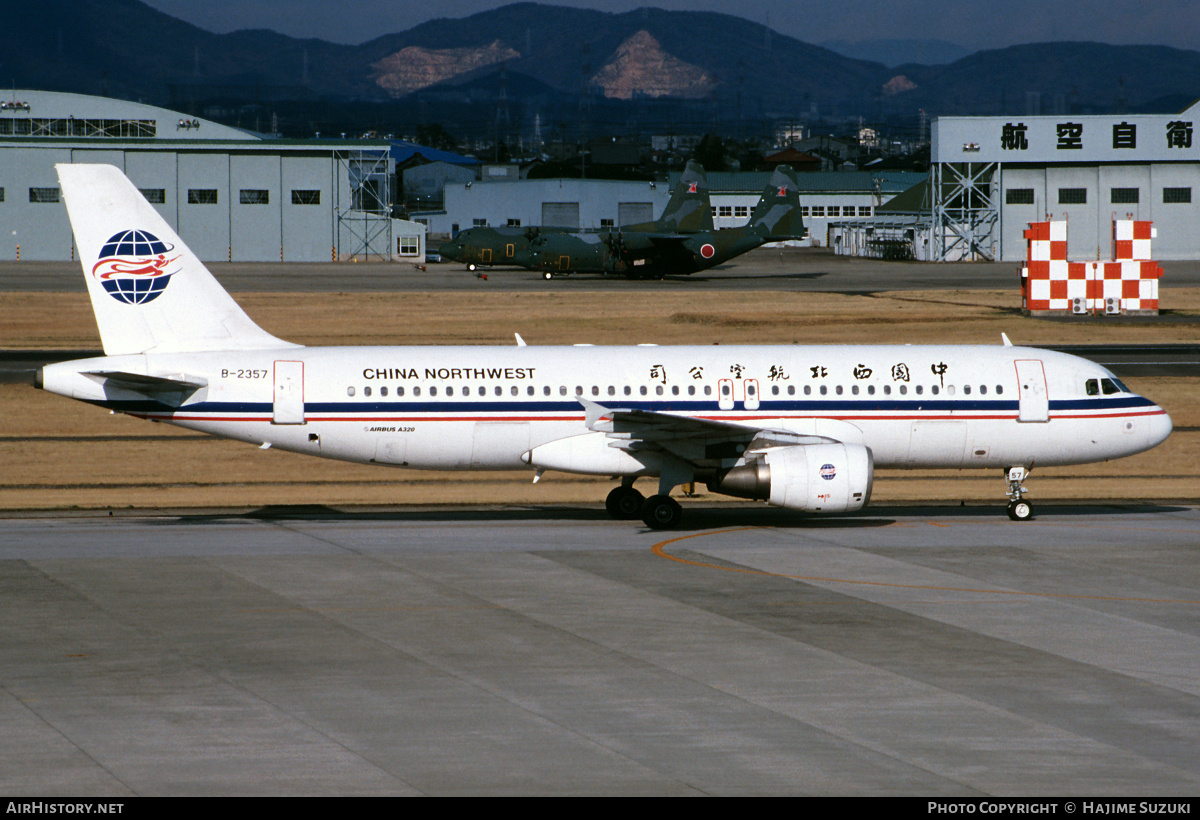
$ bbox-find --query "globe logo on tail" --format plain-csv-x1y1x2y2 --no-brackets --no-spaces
91,230,180,305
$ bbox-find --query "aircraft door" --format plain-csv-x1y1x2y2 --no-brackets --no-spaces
481,248,492,263
505,243,515,259
743,379,760,410
718,379,735,410
273,360,305,425
1014,359,1049,423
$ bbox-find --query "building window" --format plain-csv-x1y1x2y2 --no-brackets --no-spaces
0,188,5,202
239,189,269,205
1058,188,1087,205
1163,187,1192,204
139,189,166,204
473,218,487,227
1006,188,1035,205
811,206,825,217
858,206,872,216
734,206,748,218
291,189,321,205
718,205,732,217
827,206,840,217
1110,187,1139,204
29,187,60,203
507,218,522,227
710,206,717,217
398,236,418,256
800,206,810,216
188,189,218,205
600,218,614,228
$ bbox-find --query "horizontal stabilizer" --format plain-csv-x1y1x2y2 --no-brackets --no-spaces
82,370,207,406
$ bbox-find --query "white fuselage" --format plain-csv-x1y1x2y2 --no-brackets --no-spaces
42,344,1172,477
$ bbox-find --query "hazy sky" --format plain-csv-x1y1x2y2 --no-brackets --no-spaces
139,0,1200,51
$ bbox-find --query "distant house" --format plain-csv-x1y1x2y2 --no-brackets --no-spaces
762,147,821,173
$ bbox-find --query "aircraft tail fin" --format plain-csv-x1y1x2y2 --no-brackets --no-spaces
56,163,297,356
655,160,713,233
748,165,805,241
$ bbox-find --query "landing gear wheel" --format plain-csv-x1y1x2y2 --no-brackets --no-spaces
1007,500,1034,521
543,271,553,280
605,486,645,520
468,263,477,271
641,494,682,530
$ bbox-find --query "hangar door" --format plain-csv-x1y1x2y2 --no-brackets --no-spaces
618,202,653,225
542,202,580,228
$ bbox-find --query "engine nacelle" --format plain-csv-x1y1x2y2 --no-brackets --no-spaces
708,443,873,513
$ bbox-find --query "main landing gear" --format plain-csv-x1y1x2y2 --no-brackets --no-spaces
1005,466,1034,521
604,482,683,529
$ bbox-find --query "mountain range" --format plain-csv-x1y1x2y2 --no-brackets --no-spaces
5,1,1200,136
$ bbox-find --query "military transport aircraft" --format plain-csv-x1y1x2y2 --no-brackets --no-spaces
528,165,804,279
439,160,713,273
40,165,1172,529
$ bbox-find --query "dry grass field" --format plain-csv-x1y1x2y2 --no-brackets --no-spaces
2,288,1198,512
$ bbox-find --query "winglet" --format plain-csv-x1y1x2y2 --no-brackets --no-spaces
1001,333,1013,346
515,333,527,347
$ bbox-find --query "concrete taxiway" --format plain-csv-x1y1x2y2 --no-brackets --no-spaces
3,505,1199,795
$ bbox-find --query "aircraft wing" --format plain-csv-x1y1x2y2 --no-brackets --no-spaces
578,397,834,465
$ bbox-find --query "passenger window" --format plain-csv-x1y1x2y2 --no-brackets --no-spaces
347,386,355,396
414,387,421,397
931,385,938,395
772,385,779,396
787,385,795,396
804,385,811,395
544,386,551,396
915,385,923,395
851,385,859,395
380,386,388,397
364,386,372,397
883,385,891,395
835,385,843,395
996,385,1003,395
527,386,534,396
512,386,519,396
687,385,695,396
672,386,679,396
899,385,907,395
980,385,987,395
591,386,599,396
560,386,568,396
398,386,405,397
704,385,712,396
624,386,632,396
656,386,664,396
479,386,486,396
640,385,648,396
607,385,615,396
964,384,971,395
495,386,502,396
867,385,875,395
429,386,437,397
820,385,827,395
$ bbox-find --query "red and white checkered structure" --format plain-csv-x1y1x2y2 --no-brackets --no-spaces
1019,219,1162,315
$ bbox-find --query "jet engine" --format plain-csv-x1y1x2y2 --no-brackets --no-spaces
707,442,873,513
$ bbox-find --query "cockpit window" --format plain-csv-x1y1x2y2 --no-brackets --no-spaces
1112,378,1131,393
1101,378,1121,395
1085,379,1099,396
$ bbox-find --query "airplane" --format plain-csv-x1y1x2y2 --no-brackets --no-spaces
39,164,1172,529
526,165,805,280
438,159,713,273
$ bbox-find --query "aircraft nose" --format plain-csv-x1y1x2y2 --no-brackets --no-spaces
1150,408,1173,447
438,241,459,259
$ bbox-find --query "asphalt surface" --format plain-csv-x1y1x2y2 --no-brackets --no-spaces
5,247,1200,292
3,505,1199,796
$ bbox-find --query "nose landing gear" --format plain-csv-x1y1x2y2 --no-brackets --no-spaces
1005,466,1034,520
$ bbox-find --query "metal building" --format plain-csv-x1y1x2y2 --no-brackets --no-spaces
428,178,671,238
931,100,1200,261
0,90,422,262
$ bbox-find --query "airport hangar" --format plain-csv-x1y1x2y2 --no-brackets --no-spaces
831,100,1200,262
0,90,425,263
421,169,925,246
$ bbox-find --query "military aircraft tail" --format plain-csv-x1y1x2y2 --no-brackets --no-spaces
655,160,714,233
56,164,297,356
748,165,805,241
